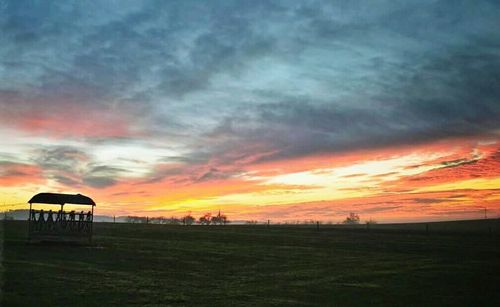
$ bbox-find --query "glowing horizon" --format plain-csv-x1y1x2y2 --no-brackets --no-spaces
2,136,499,223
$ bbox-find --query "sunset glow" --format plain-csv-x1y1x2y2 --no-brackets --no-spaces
1,1,499,222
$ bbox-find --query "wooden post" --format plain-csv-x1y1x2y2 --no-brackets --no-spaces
267,219,270,228
28,202,32,240
113,215,116,223
90,205,94,244
316,221,320,231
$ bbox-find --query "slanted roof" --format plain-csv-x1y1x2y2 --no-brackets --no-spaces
28,193,96,206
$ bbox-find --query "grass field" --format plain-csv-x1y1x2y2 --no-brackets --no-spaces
2,220,500,306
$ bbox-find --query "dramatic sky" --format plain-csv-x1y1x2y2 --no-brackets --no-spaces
1,0,499,222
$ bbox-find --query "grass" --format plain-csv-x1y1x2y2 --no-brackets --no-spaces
2,220,500,306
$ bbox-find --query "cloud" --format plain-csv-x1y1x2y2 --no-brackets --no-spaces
30,145,127,189
82,165,125,188
391,148,500,190
82,176,117,189
33,146,89,170
0,161,44,186
0,0,499,210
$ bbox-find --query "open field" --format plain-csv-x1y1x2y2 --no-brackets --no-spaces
2,220,500,306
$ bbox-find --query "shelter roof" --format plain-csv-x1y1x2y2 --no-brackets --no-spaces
28,193,96,206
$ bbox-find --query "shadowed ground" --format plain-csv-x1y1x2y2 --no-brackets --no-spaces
2,221,500,306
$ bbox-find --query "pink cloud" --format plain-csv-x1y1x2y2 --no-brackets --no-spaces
0,162,45,186
0,100,140,138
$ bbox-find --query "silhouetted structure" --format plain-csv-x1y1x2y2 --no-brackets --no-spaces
28,193,96,242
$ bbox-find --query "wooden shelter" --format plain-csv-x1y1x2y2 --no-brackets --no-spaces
28,193,96,242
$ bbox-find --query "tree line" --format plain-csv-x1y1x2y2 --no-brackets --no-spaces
124,211,228,225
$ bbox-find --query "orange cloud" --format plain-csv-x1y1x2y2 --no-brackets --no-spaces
0,163,45,186
2,135,499,222
387,145,499,192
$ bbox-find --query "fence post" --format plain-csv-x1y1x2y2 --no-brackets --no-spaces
316,221,320,231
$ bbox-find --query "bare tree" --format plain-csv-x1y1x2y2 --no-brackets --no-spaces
342,212,360,225
198,213,212,225
212,211,228,225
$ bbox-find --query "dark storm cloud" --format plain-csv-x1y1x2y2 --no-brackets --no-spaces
1,0,499,176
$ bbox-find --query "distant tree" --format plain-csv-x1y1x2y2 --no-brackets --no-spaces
365,219,377,225
182,214,195,225
342,213,360,225
198,213,212,225
212,211,228,225
212,213,220,225
246,220,258,225
168,217,181,225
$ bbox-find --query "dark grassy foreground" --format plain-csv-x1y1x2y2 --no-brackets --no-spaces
2,220,500,306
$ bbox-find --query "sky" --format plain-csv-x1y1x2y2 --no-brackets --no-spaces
0,0,499,223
